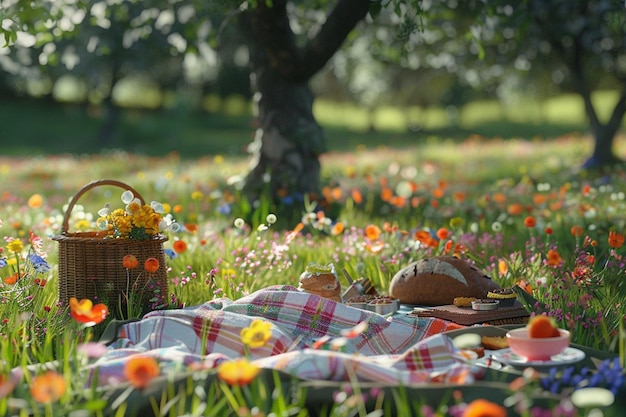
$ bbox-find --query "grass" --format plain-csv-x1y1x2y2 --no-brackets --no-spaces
0,95,626,416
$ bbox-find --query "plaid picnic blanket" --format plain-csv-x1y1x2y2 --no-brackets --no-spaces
90,286,481,387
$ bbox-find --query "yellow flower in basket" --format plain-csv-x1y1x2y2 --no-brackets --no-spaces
96,190,177,240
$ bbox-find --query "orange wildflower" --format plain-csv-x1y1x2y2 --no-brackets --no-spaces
351,189,363,204
453,191,467,203
365,224,382,241
390,195,406,208
462,398,507,417
144,257,160,273
184,223,199,233
492,192,507,204
331,187,342,201
507,203,524,216
331,222,344,236
173,239,188,254
27,193,44,209
546,249,562,267
570,225,584,237
608,230,625,249
122,254,139,270
532,193,548,205
433,188,445,199
443,240,454,254
173,204,184,214
414,230,439,248
30,371,66,403
69,297,109,326
524,216,536,228
380,187,393,202
124,355,160,389
436,227,449,240
411,196,420,208
516,279,533,295
498,259,508,276
3,272,19,285
217,358,260,386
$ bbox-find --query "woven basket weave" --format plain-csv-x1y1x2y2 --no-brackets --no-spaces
52,179,169,307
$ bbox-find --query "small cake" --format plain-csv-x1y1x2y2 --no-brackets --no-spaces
487,288,517,307
298,263,342,302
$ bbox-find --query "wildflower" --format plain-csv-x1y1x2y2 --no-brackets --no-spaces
546,249,562,267
498,259,508,276
69,297,109,326
544,226,553,234
462,398,507,417
266,214,277,225
122,254,139,269
173,239,188,254
524,216,536,228
30,371,66,403
608,230,625,249
365,224,382,241
570,225,584,237
217,358,260,386
331,222,344,236
29,253,50,273
351,189,363,204
6,239,23,254
240,319,272,349
3,272,19,285
144,257,160,273
124,355,160,389
507,203,524,216
449,217,464,229
234,218,245,229
27,194,44,209
436,227,450,240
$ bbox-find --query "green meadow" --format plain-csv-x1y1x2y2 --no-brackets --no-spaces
0,92,625,416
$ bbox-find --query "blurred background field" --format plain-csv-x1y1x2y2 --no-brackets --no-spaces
0,90,618,158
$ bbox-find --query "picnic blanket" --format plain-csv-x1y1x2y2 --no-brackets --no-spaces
89,285,482,387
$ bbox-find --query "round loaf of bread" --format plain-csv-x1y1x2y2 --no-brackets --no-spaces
389,256,501,306
298,263,342,302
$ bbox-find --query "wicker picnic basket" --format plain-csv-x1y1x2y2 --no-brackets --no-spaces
52,179,169,307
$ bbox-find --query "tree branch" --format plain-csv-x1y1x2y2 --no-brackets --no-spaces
245,0,371,83
300,0,371,80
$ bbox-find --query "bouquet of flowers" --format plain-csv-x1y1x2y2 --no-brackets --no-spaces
95,190,178,240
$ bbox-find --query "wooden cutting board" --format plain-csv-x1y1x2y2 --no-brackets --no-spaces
413,301,530,326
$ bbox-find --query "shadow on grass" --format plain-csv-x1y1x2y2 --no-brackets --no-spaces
1,97,588,159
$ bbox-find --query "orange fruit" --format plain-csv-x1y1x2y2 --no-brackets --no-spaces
528,315,560,338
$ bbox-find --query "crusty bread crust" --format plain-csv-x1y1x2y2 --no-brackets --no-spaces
389,256,501,306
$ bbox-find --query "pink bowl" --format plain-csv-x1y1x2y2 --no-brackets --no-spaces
506,328,570,361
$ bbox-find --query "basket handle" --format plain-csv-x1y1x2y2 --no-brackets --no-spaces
60,179,146,234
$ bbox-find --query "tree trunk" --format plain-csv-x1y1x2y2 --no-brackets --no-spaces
238,0,371,210
580,87,626,170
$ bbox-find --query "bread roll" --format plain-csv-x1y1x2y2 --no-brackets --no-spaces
389,256,501,306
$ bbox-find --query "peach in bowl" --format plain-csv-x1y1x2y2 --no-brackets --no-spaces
506,328,570,361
